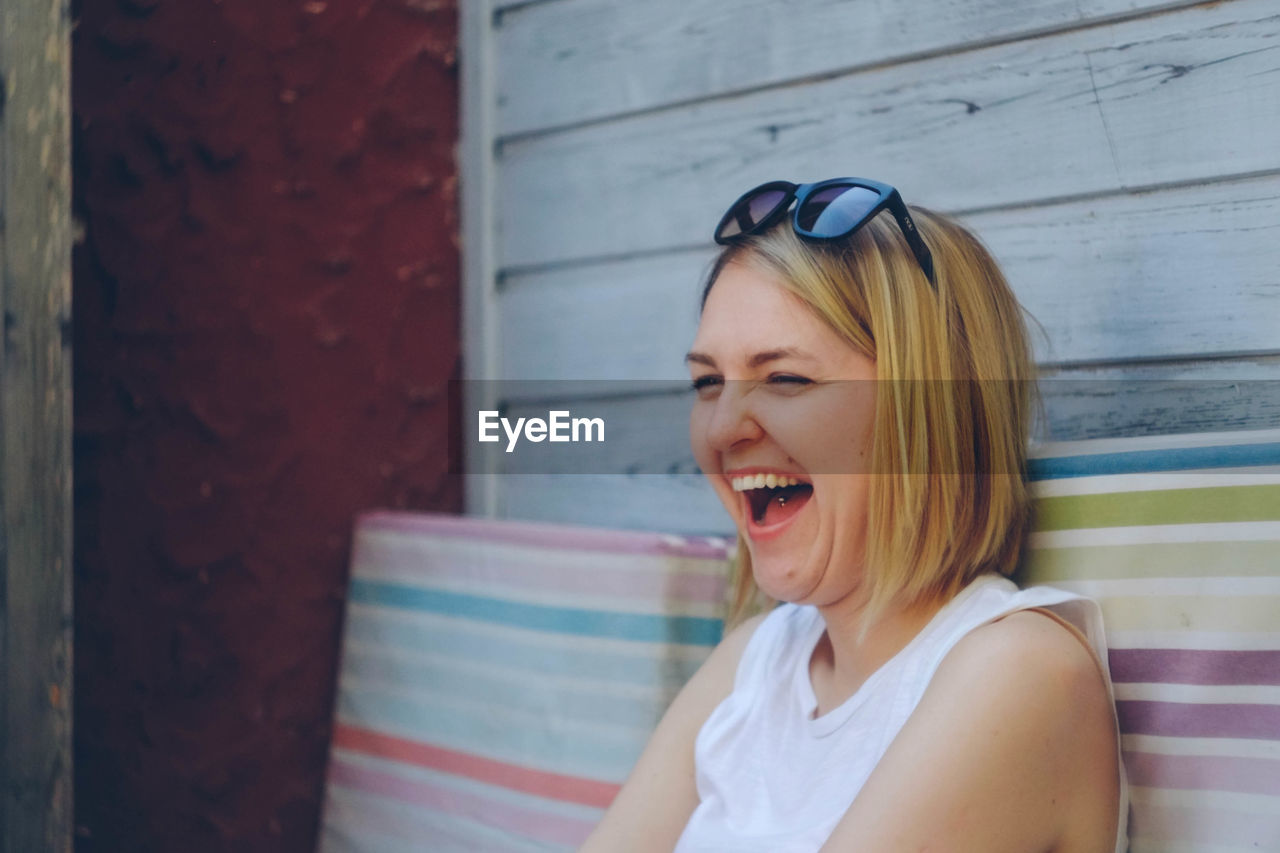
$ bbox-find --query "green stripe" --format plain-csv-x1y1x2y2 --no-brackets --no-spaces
1033,484,1280,532
1023,541,1280,583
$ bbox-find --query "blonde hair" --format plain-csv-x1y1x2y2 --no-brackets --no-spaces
704,207,1037,638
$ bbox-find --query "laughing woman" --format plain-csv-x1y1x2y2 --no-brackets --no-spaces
579,179,1128,853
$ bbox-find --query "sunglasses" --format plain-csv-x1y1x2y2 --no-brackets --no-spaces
713,177,936,287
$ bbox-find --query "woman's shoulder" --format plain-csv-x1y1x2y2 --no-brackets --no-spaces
948,606,1106,684
939,608,1123,848
823,604,1122,851
937,594,1114,726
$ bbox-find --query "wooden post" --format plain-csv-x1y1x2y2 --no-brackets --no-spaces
0,0,73,850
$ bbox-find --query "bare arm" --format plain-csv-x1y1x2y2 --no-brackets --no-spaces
579,612,768,853
820,609,1121,853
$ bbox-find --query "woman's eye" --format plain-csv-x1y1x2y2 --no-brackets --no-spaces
690,375,723,396
766,374,813,391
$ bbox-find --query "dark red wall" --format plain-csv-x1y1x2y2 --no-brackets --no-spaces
71,1,460,850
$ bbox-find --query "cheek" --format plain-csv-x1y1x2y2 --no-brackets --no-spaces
689,403,717,474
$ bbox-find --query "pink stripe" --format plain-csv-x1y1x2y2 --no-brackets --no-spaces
357,510,732,560
1117,700,1280,740
1110,648,1280,686
353,529,727,603
333,724,620,809
1131,801,1280,846
328,757,597,847
1124,750,1280,796
324,789,493,849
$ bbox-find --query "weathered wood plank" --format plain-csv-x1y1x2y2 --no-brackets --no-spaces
498,247,714,380
0,0,74,851
494,0,1206,137
497,0,1280,269
498,174,1280,378
461,0,503,515
496,358,1280,534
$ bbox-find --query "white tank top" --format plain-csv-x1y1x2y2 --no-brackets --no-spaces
674,573,1130,853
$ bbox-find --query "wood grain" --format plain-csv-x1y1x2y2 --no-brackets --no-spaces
494,0,1208,136
471,0,1280,537
499,174,1280,378
497,0,1280,269
0,0,74,851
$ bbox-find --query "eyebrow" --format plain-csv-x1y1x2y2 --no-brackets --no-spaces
684,347,817,369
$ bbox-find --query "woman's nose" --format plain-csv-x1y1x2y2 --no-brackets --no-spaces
703,383,764,451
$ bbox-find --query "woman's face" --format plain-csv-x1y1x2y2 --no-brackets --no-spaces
688,260,878,606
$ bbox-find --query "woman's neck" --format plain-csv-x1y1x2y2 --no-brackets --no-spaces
808,592,948,717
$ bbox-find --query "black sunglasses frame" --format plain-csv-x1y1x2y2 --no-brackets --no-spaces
713,177,936,287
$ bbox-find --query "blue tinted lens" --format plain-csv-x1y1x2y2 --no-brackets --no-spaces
796,185,880,236
718,188,789,239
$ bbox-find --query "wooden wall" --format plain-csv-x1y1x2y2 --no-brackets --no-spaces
462,0,1280,534
0,0,74,850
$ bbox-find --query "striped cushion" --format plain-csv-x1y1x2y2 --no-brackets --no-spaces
1021,429,1280,853
319,429,1280,853
318,513,730,852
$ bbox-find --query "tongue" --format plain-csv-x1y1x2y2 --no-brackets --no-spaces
760,485,812,526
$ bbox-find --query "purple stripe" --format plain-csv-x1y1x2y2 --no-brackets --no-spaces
1124,750,1280,796
357,511,732,560
1110,648,1280,687
1117,700,1280,740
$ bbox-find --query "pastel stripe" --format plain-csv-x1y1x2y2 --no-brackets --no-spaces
324,784,553,852
1029,521,1280,548
1028,442,1280,480
331,747,605,825
1117,701,1280,740
1039,577,1280,596
1033,485,1280,531
1107,631,1280,652
1023,540,1280,580
341,644,675,731
336,682,642,780
328,757,596,847
354,529,728,606
1130,802,1280,846
1123,751,1280,796
343,606,708,690
333,723,620,809
1110,649,1280,686
1128,842,1276,853
1115,684,1280,705
1122,733,1280,761
358,510,731,559
1033,471,1280,498
1092,597,1279,634
1128,785,1280,814
349,579,724,646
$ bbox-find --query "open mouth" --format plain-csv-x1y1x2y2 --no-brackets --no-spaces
731,473,815,529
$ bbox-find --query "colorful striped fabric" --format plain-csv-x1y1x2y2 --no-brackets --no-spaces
318,513,731,852
1021,429,1280,853
319,428,1280,852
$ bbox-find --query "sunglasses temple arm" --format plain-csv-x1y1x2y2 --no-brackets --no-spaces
887,191,936,288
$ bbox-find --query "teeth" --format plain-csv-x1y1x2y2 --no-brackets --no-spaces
731,474,803,492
